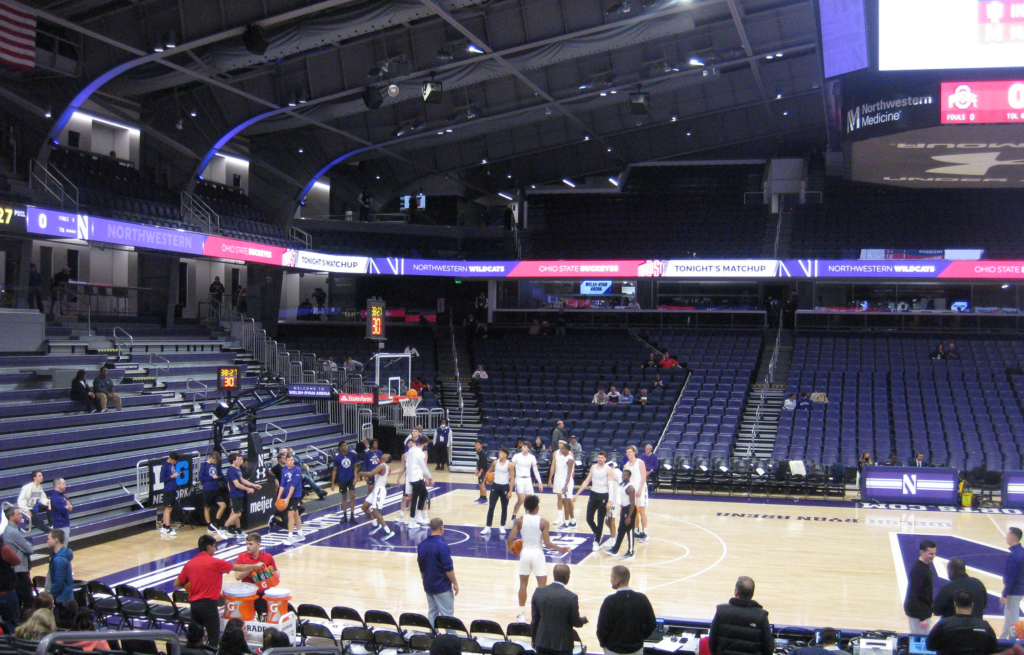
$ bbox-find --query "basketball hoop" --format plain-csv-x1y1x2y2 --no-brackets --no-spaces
399,396,421,417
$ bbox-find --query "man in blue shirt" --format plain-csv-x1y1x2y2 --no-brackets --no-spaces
363,440,383,485
49,478,72,544
416,518,459,627
199,452,228,537
332,441,359,523
278,454,305,544
223,452,262,538
160,452,182,536
46,529,73,603
1002,527,1024,638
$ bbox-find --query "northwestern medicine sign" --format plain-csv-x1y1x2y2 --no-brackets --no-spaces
846,94,935,136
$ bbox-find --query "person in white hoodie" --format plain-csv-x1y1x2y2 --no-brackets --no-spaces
17,471,51,533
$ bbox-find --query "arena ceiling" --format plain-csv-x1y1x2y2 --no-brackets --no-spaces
15,0,830,207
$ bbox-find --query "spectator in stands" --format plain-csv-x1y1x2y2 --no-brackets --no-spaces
555,309,568,335
884,452,900,466
534,435,548,453
0,529,20,634
291,449,327,500
92,366,121,411
28,263,43,313
343,356,364,372
175,535,265,647
1001,527,1024,638
312,288,326,313
479,321,492,338
597,565,657,655
569,436,583,462
796,393,811,410
926,592,997,655
475,291,488,314
946,342,960,360
417,518,459,627
18,470,51,533
932,343,947,360
709,576,773,655
552,421,566,448
358,187,372,221
637,390,649,405
858,452,873,474
323,357,338,371
904,539,937,635
404,345,421,358
219,623,250,655
607,386,622,404
46,529,73,603
592,388,608,405
50,478,72,543
411,377,432,394
783,394,797,411
3,507,32,613
620,388,634,404
209,276,225,306
184,622,216,655
540,320,551,336
49,267,70,314
653,375,664,389
69,608,108,651
658,352,681,369
642,353,657,369
70,369,101,413
465,314,478,341
471,365,488,392
236,288,247,315
627,298,641,311
529,319,542,336
261,628,289,652
14,608,55,641
933,558,987,619
911,453,928,468
298,297,314,319
793,628,844,655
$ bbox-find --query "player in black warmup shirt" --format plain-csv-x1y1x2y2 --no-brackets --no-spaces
474,440,490,504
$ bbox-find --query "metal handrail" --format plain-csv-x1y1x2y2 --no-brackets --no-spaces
186,377,210,404
149,352,170,378
113,325,133,357
181,190,221,234
289,224,313,248
266,421,288,444
30,159,79,211
449,310,464,429
745,308,784,456
37,630,181,655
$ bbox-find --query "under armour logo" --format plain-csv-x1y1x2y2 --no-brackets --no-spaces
926,152,1024,176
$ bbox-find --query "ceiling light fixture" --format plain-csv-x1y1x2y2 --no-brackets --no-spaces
466,43,484,54
766,54,774,59
498,192,513,200
44,107,51,118
482,159,488,164
562,178,576,188
670,116,677,121
153,41,164,53
298,148,304,153
688,56,704,67
609,177,619,187
165,32,177,49
190,110,198,117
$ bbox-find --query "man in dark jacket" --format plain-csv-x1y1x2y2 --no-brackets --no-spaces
709,576,773,655
926,592,998,655
531,564,587,655
933,558,988,619
905,539,937,635
597,565,657,655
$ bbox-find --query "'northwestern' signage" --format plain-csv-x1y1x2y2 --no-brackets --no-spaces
287,383,333,399
861,466,959,505
846,95,935,135
89,217,206,255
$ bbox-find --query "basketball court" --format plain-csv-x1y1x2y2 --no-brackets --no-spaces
56,475,1024,645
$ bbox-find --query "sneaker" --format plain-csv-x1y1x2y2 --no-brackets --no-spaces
206,526,219,534
516,612,526,624
553,519,564,526
216,528,232,539
638,533,649,543
164,527,177,536
481,527,491,536
417,517,430,526
603,549,618,557
370,524,384,536
406,520,419,529
398,511,405,521
476,497,488,504
499,527,507,537
592,541,601,551
294,532,305,541
349,515,358,523
382,529,395,540
569,520,578,528
621,552,635,561
286,535,298,544
510,514,516,524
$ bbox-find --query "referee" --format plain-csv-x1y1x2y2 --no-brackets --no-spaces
175,535,265,646
474,440,489,504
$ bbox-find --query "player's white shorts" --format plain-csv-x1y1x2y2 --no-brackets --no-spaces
635,489,648,508
368,487,386,511
606,504,620,521
552,476,573,499
518,548,547,577
515,478,534,495
405,480,412,495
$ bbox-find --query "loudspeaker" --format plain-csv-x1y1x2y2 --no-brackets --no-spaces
242,24,269,56
421,81,443,104
363,85,384,110
629,91,650,115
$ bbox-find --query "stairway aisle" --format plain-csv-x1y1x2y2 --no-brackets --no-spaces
734,330,794,459
436,320,483,471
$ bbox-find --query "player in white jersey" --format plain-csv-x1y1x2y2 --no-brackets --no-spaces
574,450,612,550
548,441,576,528
623,445,649,542
510,443,544,523
604,468,637,560
482,448,515,536
506,494,570,623
358,453,395,540
603,462,623,547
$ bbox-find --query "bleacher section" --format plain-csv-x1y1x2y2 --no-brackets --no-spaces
0,325,353,557
473,331,687,467
526,196,769,259
789,180,1024,259
308,229,508,260
195,179,270,224
781,334,1024,472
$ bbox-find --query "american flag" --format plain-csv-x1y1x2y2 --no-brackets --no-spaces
0,1,35,71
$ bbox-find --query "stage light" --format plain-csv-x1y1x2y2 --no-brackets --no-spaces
214,402,231,419
362,85,384,110
422,80,443,103
387,83,400,97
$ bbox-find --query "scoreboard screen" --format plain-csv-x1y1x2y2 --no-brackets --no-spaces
217,366,240,391
941,80,1024,124
0,204,26,233
366,299,386,341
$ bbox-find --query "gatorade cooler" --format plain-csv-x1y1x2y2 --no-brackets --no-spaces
222,583,259,622
264,587,292,624
962,490,974,507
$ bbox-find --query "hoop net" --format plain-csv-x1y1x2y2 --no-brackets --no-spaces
399,397,421,417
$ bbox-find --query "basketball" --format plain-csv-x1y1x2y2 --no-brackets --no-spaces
510,539,523,555
275,498,288,512
485,472,495,484
406,388,419,398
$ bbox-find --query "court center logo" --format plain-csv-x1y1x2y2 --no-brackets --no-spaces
927,152,1024,176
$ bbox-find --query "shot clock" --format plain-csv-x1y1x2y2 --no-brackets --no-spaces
366,299,386,341
217,366,240,391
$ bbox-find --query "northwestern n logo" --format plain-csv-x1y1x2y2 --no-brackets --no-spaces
902,474,918,495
